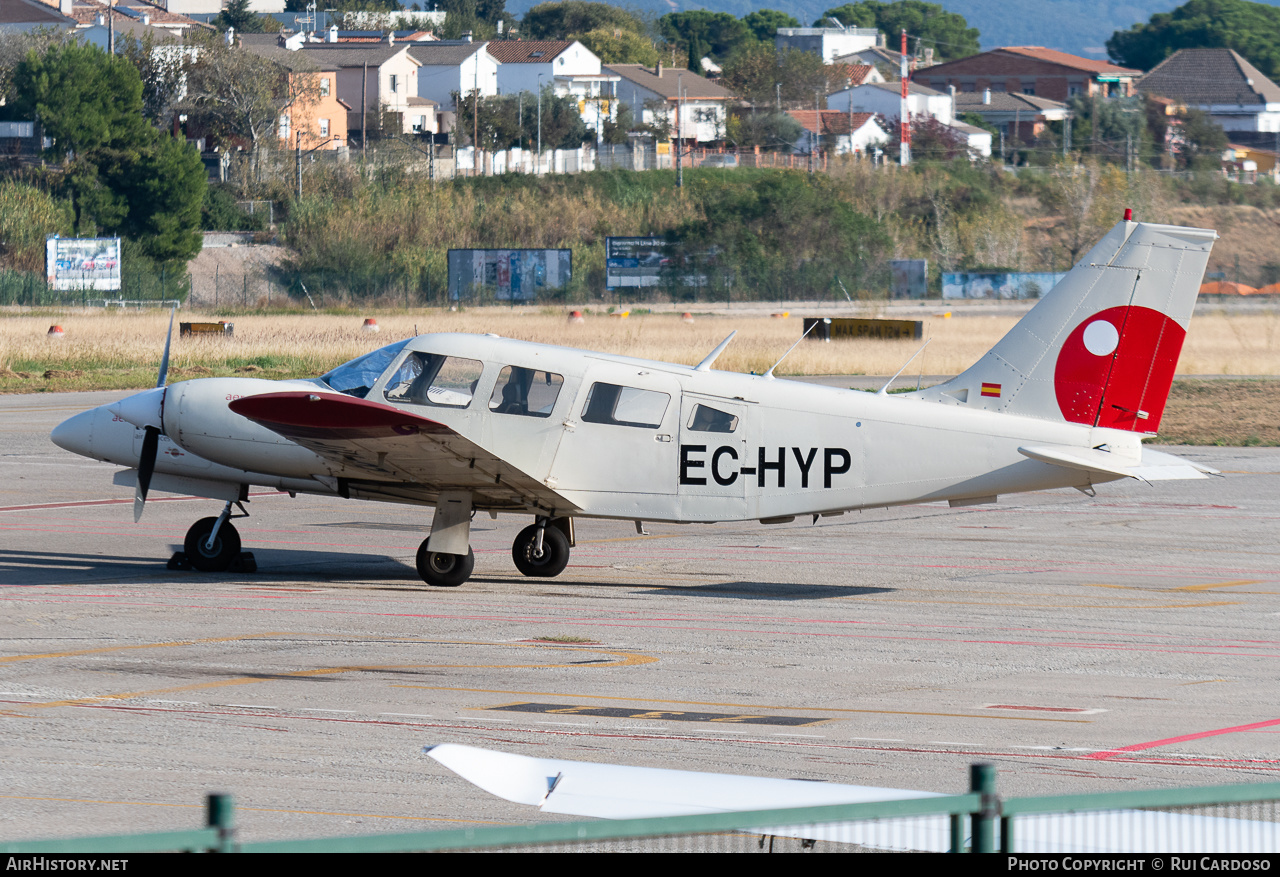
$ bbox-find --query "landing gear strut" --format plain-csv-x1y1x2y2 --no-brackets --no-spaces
512,518,571,578
416,541,474,587
182,501,249,572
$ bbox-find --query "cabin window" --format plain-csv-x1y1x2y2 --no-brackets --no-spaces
488,366,563,417
319,339,412,398
385,352,484,408
581,383,670,429
686,404,738,433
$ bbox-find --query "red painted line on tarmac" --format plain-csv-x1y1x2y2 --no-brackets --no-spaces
1086,717,1280,760
7,594,1280,661
57,704,1280,774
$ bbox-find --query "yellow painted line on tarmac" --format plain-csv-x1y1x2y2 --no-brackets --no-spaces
1174,580,1262,592
388,685,1090,723
0,632,292,664
885,596,1240,609
8,642,656,710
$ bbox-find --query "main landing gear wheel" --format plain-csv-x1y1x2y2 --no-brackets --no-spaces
416,542,475,587
512,524,570,578
184,517,242,572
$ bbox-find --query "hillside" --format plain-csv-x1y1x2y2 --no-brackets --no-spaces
506,0,1280,61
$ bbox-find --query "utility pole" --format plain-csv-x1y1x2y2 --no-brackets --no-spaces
361,61,368,162
676,73,684,189
296,131,302,199
537,81,542,174
899,29,910,167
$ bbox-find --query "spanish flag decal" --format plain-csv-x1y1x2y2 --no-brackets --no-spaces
981,382,1002,398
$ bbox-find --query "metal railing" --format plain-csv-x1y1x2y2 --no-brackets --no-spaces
4,765,1280,854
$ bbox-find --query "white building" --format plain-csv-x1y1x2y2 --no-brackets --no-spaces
488,40,618,132
607,63,734,144
788,110,888,155
409,41,499,112
1139,48,1280,134
827,81,954,125
776,25,879,64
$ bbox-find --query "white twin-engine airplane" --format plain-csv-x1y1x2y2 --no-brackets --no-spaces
52,218,1218,587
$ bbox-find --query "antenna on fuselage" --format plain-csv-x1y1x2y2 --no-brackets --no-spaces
876,338,931,395
762,318,829,380
694,331,737,372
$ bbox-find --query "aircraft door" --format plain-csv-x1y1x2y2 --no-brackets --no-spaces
549,366,682,499
677,395,750,521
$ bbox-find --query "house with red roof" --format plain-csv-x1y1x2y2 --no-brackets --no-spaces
787,109,887,155
912,47,1140,102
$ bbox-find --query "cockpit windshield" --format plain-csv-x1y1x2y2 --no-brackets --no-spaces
318,339,412,398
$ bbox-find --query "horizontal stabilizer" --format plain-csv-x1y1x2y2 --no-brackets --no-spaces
1019,445,1217,482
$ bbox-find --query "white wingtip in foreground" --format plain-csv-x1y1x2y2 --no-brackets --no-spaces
425,744,1280,853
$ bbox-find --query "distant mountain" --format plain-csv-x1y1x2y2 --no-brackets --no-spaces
505,0,1280,63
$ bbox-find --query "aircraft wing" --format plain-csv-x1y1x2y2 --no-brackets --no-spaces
228,392,576,514
1019,445,1219,482
426,744,1280,852
425,743,937,820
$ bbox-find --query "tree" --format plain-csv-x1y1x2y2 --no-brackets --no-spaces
8,42,151,157
576,27,659,65
658,11,750,64
520,2,646,40
0,28,71,105
1107,0,1280,80
182,33,315,164
455,87,593,150
119,33,190,128
817,2,979,62
721,43,832,107
212,0,280,34
1176,108,1230,169
7,43,203,262
102,133,207,262
725,109,802,150
742,9,800,42
883,113,968,161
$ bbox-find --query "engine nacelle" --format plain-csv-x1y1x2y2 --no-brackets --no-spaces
164,378,333,479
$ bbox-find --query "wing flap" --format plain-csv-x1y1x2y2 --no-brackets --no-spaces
228,392,576,513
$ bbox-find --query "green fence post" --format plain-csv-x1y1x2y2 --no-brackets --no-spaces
950,813,964,853
206,792,236,853
970,763,998,853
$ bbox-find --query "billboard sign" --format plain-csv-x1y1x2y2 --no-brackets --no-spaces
605,237,669,289
46,236,122,291
942,272,1066,300
447,249,572,301
605,237,713,289
889,259,928,299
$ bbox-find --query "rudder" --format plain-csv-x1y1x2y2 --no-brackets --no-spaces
915,218,1216,434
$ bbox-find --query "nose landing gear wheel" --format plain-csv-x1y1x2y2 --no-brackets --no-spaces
416,542,475,587
512,524,570,577
184,517,242,572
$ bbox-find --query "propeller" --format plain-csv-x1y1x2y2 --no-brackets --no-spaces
133,307,175,522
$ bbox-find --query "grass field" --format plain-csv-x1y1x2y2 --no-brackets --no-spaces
2,308,1278,445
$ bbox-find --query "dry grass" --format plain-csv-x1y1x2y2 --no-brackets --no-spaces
1156,380,1280,446
2,308,1279,394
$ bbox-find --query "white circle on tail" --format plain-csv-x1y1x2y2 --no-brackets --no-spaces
1082,320,1119,356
